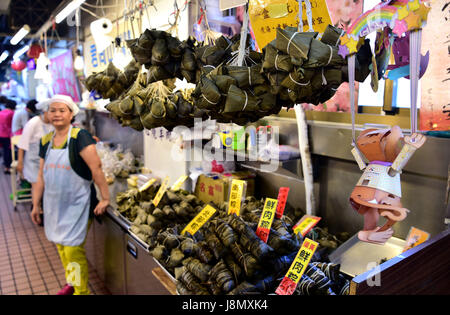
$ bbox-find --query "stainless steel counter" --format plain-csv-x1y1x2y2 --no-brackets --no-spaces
87,179,173,295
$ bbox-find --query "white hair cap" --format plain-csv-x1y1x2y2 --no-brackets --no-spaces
36,99,52,112
50,94,79,116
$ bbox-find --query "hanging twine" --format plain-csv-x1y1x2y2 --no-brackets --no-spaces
148,81,171,100
236,5,250,67
297,0,314,32
167,0,181,37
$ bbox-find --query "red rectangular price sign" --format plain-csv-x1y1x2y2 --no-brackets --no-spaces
275,238,318,295
255,198,278,243
275,187,290,219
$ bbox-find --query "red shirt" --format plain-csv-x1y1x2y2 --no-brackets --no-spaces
0,109,14,138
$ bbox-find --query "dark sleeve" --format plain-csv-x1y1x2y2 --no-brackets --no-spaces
39,140,46,159
76,129,97,153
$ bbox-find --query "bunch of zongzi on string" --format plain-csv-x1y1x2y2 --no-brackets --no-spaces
90,25,374,130
105,74,201,131
191,63,282,125
83,60,140,100
126,29,200,84
261,25,371,107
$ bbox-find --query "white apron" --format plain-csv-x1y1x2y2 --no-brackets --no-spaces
43,127,92,246
23,117,53,183
23,141,40,183
356,163,402,198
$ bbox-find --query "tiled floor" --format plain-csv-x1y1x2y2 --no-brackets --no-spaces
0,166,110,295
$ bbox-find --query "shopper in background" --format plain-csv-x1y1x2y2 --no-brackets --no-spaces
0,99,16,173
31,94,110,295
0,95,8,110
12,99,38,135
17,99,53,198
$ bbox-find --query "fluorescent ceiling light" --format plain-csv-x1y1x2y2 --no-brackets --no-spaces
13,45,30,60
10,25,30,45
0,51,9,63
55,0,86,24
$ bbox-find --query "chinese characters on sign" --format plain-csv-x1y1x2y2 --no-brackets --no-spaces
249,0,332,49
152,176,170,207
256,198,278,243
275,187,290,219
182,205,217,236
293,215,321,237
171,175,188,191
275,238,318,295
227,179,246,216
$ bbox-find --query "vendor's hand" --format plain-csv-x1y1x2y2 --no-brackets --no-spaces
404,133,426,149
94,199,109,216
31,206,43,225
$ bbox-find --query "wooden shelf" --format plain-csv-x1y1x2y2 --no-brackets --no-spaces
152,267,177,295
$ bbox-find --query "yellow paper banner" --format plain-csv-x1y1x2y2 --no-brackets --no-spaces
249,0,332,50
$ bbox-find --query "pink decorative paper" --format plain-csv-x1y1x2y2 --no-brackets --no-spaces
419,0,450,131
302,0,363,112
49,50,81,102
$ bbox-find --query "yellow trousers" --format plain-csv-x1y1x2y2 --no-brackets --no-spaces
55,219,92,295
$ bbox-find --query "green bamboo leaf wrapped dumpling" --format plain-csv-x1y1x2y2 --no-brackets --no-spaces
223,85,260,114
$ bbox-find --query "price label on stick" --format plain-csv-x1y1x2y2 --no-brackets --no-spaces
275,187,290,219
293,215,321,237
256,198,278,243
139,178,156,192
171,175,188,191
182,205,217,236
402,226,430,253
152,176,170,207
275,238,318,295
227,179,245,216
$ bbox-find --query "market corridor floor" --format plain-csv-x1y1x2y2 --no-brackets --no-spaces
0,169,110,295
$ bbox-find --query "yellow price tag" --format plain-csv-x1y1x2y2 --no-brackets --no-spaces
139,178,156,192
171,175,188,191
227,179,245,216
182,205,217,236
275,238,318,295
256,198,278,243
293,215,321,237
402,226,430,253
152,176,170,207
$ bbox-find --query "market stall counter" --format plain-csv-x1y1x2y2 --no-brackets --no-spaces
87,174,450,295
90,179,172,295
